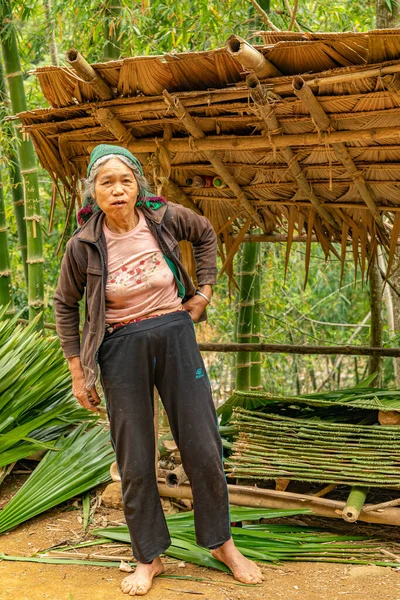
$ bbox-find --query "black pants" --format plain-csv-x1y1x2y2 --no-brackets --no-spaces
98,311,231,563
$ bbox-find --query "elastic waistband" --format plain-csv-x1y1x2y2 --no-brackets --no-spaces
102,309,191,340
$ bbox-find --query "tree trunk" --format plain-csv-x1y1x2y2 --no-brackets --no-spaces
235,241,259,390
1,0,44,325
0,169,14,312
103,0,122,61
368,254,383,385
0,60,28,284
376,0,400,28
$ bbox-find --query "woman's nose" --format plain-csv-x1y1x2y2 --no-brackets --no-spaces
112,183,123,194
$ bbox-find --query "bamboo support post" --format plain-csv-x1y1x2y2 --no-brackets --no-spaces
157,481,400,527
162,89,269,232
225,35,282,78
342,487,369,523
196,342,400,356
66,49,114,100
246,74,340,229
292,76,384,229
165,464,188,488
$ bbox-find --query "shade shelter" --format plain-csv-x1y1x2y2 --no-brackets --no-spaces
14,28,400,279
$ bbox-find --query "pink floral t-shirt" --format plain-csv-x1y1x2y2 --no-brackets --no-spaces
103,211,182,323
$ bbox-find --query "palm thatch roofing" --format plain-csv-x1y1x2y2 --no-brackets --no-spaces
14,29,400,275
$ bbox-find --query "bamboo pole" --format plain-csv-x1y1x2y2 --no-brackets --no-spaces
225,35,282,78
0,169,14,312
292,76,384,229
236,241,259,390
369,254,383,384
95,107,137,144
342,487,369,523
162,90,269,232
83,124,400,155
66,49,114,100
246,73,340,230
157,481,400,527
1,0,44,325
251,257,262,390
197,342,400,356
0,59,27,284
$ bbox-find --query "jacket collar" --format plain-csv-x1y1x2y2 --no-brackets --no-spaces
77,204,168,243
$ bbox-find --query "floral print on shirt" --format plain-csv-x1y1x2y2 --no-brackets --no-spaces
108,252,163,287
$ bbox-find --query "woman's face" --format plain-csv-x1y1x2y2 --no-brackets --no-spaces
93,158,139,220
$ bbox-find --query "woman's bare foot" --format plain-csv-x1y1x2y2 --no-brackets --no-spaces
210,538,264,584
121,557,164,596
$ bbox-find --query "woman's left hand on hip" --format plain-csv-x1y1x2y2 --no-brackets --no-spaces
182,295,208,322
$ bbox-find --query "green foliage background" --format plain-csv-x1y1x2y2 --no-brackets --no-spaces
0,0,394,398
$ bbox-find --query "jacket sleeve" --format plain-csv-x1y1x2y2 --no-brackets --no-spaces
168,204,218,285
53,238,87,359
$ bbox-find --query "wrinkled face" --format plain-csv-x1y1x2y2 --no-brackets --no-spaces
93,158,139,220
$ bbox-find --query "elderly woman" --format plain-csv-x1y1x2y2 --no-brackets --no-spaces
54,144,263,596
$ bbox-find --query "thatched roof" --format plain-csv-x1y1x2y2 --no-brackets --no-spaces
14,29,400,276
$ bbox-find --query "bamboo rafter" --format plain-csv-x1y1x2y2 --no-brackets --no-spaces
246,74,340,230
162,89,270,232
292,76,385,230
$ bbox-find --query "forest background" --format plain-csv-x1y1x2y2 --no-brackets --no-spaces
0,0,399,403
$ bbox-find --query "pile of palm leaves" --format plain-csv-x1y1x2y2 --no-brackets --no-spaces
89,506,400,568
0,310,96,473
0,423,115,533
226,407,400,487
218,376,400,425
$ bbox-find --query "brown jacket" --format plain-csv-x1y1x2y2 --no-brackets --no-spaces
54,203,217,389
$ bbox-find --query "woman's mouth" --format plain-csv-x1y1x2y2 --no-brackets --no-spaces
111,200,126,206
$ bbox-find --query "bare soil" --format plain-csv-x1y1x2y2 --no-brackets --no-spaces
1,474,400,600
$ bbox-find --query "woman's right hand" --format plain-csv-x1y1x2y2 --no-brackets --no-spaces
68,356,102,412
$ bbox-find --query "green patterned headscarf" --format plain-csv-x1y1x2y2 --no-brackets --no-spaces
78,144,166,225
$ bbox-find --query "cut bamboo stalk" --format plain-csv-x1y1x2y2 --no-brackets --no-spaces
165,464,188,488
196,342,400,356
342,487,369,523
162,89,269,232
226,35,282,78
379,410,400,425
292,76,384,229
66,49,114,101
247,73,340,230
157,481,400,527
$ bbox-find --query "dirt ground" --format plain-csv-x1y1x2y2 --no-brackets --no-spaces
2,474,400,600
